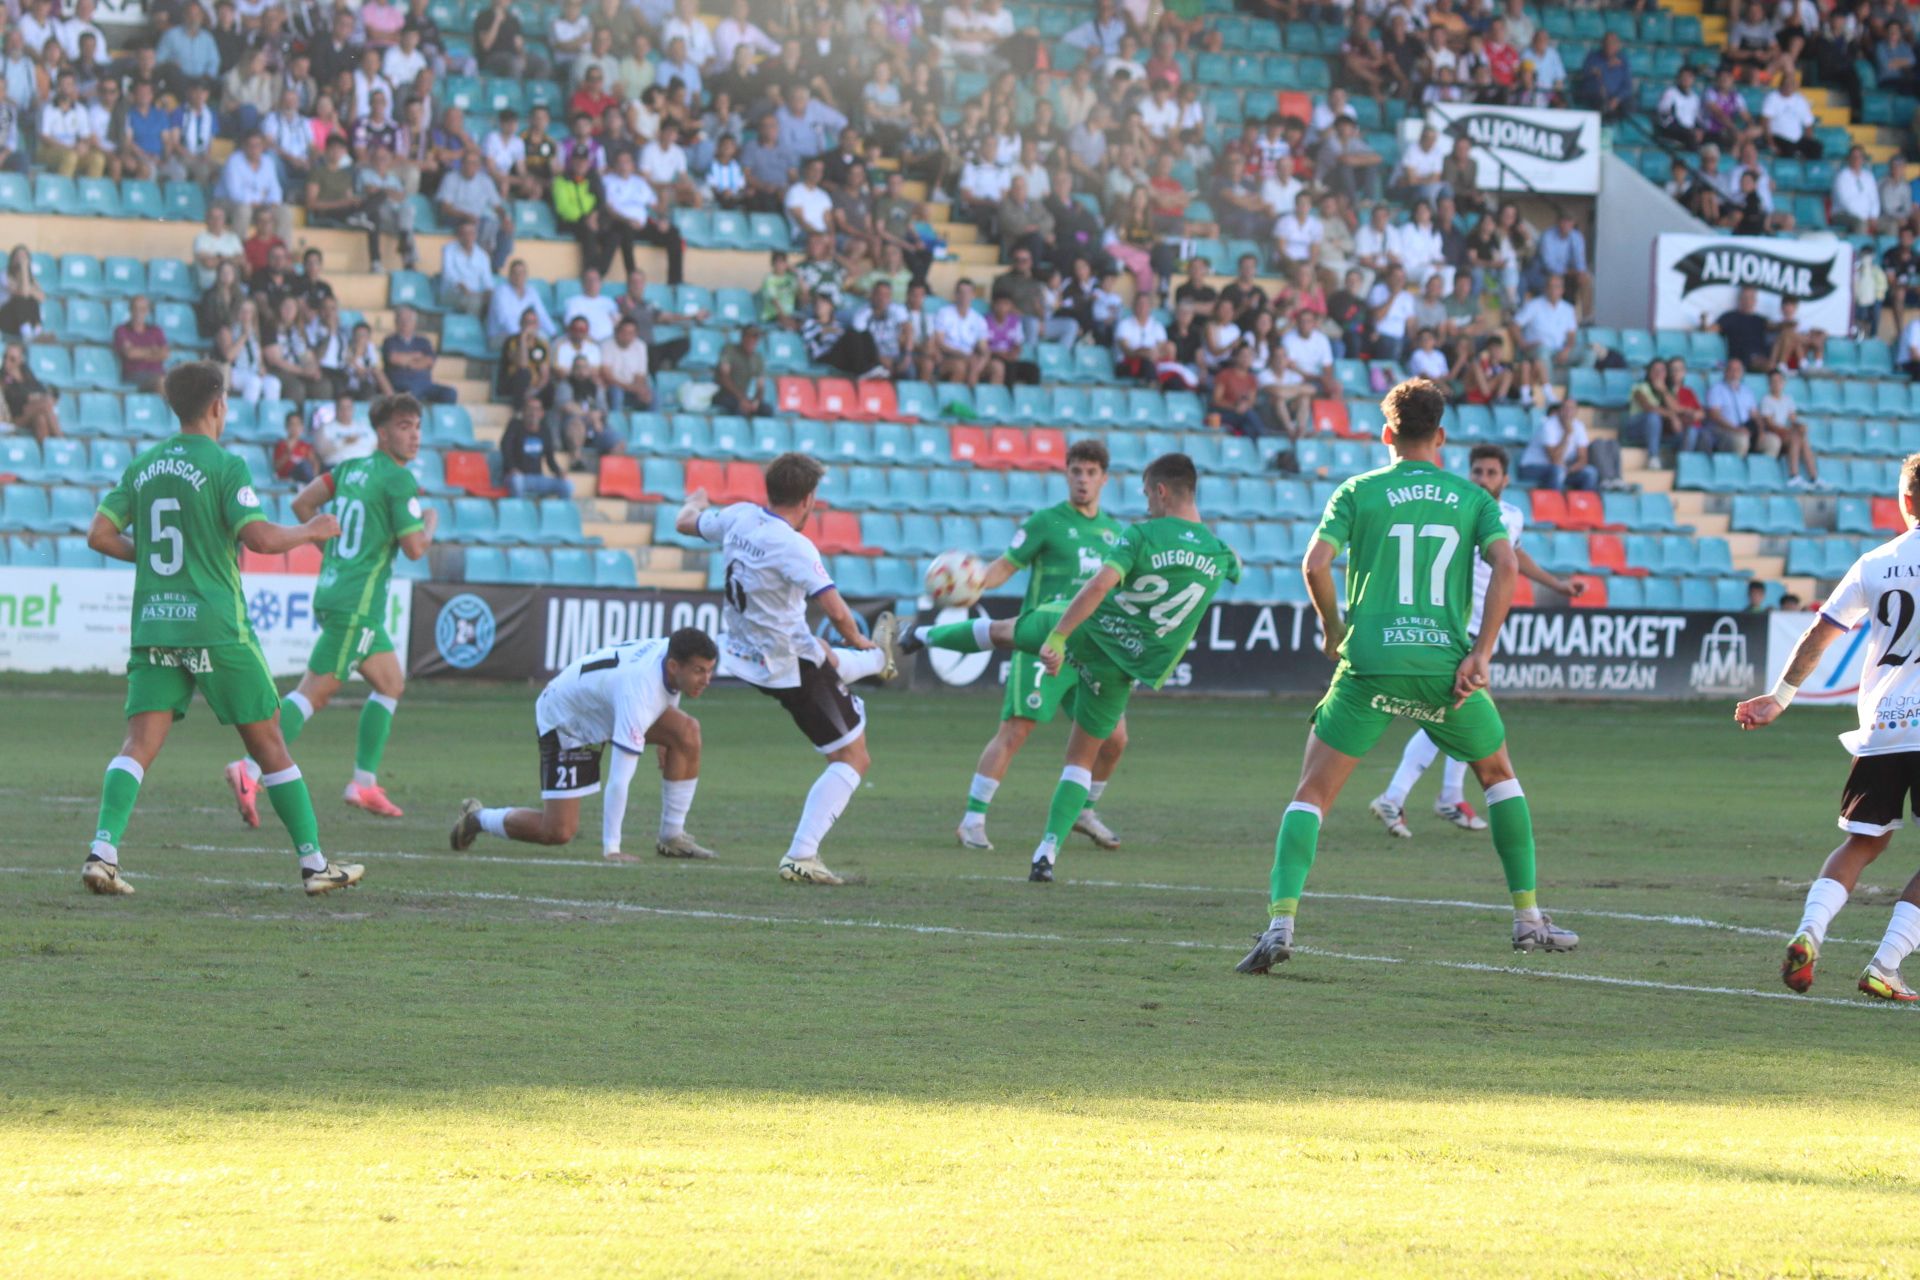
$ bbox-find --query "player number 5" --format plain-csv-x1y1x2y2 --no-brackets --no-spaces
1387,523,1460,608
149,498,184,577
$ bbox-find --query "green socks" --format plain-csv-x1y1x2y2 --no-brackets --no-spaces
90,755,145,858
356,693,397,780
1268,801,1323,918
1033,765,1091,865
260,766,327,870
1485,779,1539,913
923,619,991,653
278,690,313,745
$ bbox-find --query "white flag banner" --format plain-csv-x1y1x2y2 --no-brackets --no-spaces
1420,103,1601,195
1651,234,1855,333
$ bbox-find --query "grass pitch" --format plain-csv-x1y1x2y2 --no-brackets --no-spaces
4,674,1917,1279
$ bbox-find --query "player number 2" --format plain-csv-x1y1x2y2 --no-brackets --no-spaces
149,498,184,577
336,499,366,561
1111,574,1207,637
1387,523,1460,608
1876,589,1917,666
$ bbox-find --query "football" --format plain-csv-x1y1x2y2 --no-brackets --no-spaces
924,550,987,607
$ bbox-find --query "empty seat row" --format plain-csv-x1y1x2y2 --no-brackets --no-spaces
419,496,597,546
0,175,207,222
464,546,637,587
1606,577,1772,612
1532,489,1688,534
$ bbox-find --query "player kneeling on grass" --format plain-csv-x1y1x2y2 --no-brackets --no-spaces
902,452,1239,882
1370,443,1586,838
1737,452,1920,1003
451,627,719,860
226,393,436,824
1237,378,1577,974
950,438,1128,853
81,360,362,897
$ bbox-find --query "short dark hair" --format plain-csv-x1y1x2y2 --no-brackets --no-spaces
163,360,227,427
1382,377,1447,445
1142,451,1198,498
667,626,719,665
1468,443,1510,474
765,452,826,506
1065,438,1110,471
370,393,424,430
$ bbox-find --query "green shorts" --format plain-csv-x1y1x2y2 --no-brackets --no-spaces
1010,604,1132,740
308,611,394,680
125,641,281,727
1311,668,1507,763
1001,649,1076,723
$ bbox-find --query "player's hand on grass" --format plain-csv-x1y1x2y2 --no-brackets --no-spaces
1452,653,1490,707
304,513,341,542
1733,695,1784,730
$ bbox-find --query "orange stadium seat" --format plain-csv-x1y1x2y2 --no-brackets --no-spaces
684,458,727,501
949,425,987,464
984,427,1028,468
444,450,507,498
815,378,862,420
1873,497,1904,531
239,548,286,573
1562,491,1608,531
719,461,768,506
286,544,322,575
777,376,818,417
1570,575,1608,607
1529,489,1568,528
1310,399,1350,437
1026,428,1067,470
858,381,899,421
598,455,652,501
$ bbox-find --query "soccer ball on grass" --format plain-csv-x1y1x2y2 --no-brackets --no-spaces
924,550,987,608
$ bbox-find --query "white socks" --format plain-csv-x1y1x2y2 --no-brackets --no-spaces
1032,833,1058,866
1384,730,1438,809
1873,901,1920,971
1088,779,1107,805
1797,877,1851,946
659,777,698,839
833,646,889,683
286,690,315,721
968,773,999,806
352,768,378,787
1438,757,1469,807
90,840,117,864
787,761,861,861
478,807,512,838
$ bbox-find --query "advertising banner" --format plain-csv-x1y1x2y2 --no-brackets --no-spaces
1766,609,1863,705
1421,103,1602,195
0,567,411,676
1651,234,1854,333
406,580,542,679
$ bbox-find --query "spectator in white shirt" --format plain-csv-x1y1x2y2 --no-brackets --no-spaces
484,108,543,201
261,89,312,189
1757,367,1823,488
1368,264,1419,359
1831,146,1882,234
931,278,995,387
1656,65,1706,150
1519,398,1597,492
662,0,717,71
551,314,602,375
562,268,621,342
218,130,291,242
600,149,687,282
36,69,104,177
1134,77,1181,144
1394,125,1448,206
1279,305,1338,399
1113,291,1173,379
715,0,780,70
1273,192,1324,266
602,315,653,410
784,156,834,237
548,0,594,76
439,219,496,316
1390,200,1447,289
1354,202,1394,282
1761,71,1820,158
385,27,428,89
1509,272,1586,374
56,0,109,66
488,258,558,344
640,120,702,209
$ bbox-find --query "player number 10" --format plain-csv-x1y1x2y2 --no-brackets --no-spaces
1387,523,1460,608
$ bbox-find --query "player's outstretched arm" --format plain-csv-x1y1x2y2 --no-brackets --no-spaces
87,511,135,562
1457,540,1517,706
815,587,876,651
239,512,340,555
979,555,1021,592
1735,615,1846,730
1304,538,1345,662
675,488,712,538
1038,565,1122,675
1516,544,1583,598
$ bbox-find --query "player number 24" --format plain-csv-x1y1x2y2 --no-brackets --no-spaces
1110,574,1207,637
1387,523,1460,608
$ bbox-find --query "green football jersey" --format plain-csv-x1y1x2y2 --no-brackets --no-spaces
1081,517,1241,687
1312,458,1508,676
96,433,268,648
314,451,425,617
1003,500,1125,612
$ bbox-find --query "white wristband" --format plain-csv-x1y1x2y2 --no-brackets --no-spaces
1770,678,1799,709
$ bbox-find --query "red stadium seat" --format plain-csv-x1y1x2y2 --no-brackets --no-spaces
1275,90,1312,123
444,449,507,497
1873,496,1904,531
1562,491,1607,531
1310,398,1350,437
684,458,727,501
1569,574,1608,607
1026,428,1067,470
816,378,862,420
949,424,988,463
597,454,652,501
1529,489,1568,528
777,376,818,417
718,461,767,506
239,548,286,573
285,543,322,575
859,380,900,422
813,509,867,554
1588,533,1644,577
1512,575,1535,607
984,427,1028,468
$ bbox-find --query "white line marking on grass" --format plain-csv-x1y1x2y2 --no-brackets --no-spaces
4,867,1907,1014
161,844,1872,946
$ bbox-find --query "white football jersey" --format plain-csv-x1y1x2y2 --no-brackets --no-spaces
1819,530,1920,756
697,502,833,688
536,636,680,752
1469,499,1527,635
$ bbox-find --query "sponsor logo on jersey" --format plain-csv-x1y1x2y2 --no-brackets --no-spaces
1369,693,1446,724
236,485,261,508
1688,616,1755,696
436,592,497,669
407,497,423,519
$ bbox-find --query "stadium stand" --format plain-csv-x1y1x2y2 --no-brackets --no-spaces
3,0,1917,612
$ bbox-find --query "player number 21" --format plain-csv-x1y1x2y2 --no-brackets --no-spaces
1110,573,1207,637
1387,523,1460,608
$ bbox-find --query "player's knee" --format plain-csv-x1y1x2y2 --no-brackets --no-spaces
1103,721,1129,757
832,739,870,774
541,815,578,845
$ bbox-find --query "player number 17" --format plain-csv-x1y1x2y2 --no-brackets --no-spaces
1387,523,1460,608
